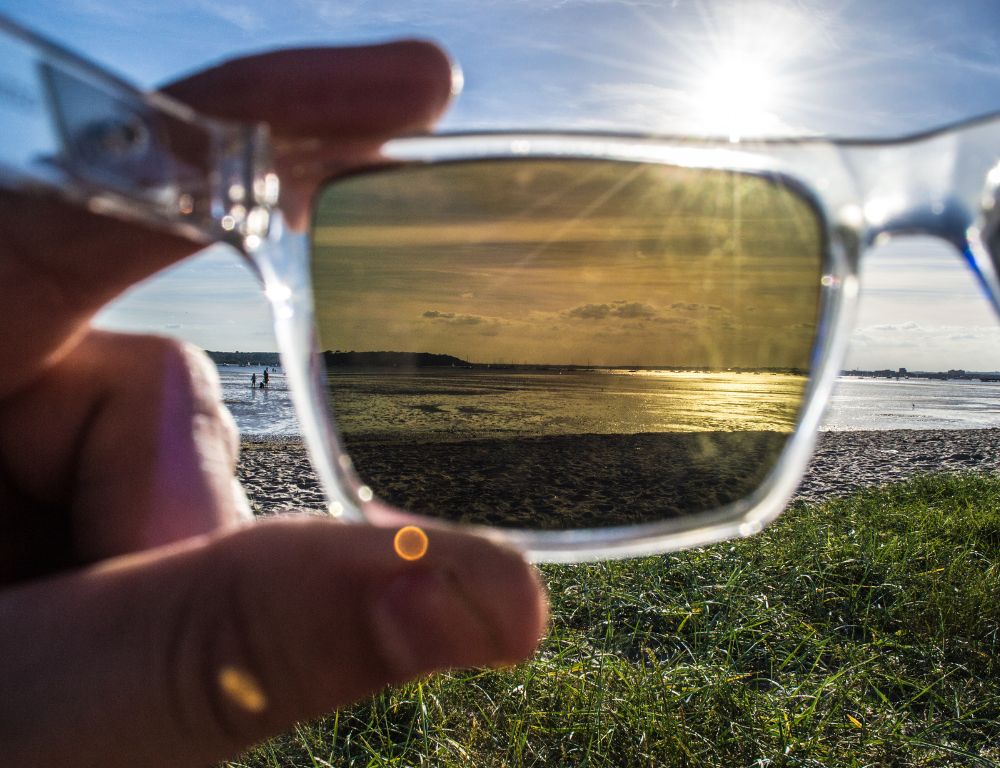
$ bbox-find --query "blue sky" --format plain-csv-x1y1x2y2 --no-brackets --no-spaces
5,0,1000,369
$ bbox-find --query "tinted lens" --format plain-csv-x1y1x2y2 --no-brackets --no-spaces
311,159,823,529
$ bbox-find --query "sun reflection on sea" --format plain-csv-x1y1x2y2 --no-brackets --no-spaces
330,368,808,441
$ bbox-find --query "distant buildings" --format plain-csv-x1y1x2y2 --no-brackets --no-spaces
843,367,1000,382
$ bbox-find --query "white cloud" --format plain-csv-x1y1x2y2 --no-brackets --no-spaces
845,323,1000,371
205,4,267,32
842,237,1000,370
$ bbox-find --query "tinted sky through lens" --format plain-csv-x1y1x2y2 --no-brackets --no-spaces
4,0,1000,369
312,161,821,368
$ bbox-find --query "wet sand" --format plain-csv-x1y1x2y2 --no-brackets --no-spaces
795,428,1000,503
237,429,1000,523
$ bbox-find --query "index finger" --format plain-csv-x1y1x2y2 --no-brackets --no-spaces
163,41,456,141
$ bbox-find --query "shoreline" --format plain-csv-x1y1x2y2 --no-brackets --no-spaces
237,428,1000,517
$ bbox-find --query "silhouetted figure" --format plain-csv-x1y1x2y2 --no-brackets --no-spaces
251,372,257,388
263,368,270,388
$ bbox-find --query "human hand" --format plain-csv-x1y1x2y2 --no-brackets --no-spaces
0,42,548,766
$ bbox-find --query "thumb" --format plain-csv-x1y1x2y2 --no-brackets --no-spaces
0,518,548,767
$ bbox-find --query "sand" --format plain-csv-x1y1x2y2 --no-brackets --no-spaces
794,428,1000,503
237,429,1000,525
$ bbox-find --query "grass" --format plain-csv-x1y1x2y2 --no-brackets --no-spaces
226,473,1000,767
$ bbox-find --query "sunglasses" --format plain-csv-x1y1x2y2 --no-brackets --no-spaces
5,16,1000,561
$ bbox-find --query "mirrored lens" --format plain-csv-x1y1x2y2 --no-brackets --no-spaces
311,159,823,529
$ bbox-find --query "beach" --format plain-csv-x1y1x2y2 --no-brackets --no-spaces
237,427,1000,519
224,365,1000,521
795,428,1000,502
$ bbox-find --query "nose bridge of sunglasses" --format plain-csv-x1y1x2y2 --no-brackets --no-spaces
836,118,1000,316
841,121,1000,254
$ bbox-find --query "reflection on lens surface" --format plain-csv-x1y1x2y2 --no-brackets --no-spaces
311,160,823,528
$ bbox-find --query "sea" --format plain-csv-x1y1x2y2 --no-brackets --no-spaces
823,377,1000,431
219,365,299,437
218,365,1000,437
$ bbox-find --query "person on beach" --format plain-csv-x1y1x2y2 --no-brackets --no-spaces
251,372,257,388
264,368,270,388
0,42,548,767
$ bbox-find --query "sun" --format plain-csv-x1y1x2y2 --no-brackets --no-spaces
670,1,818,141
691,50,782,142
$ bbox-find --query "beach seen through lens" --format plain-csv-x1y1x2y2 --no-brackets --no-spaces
326,365,805,527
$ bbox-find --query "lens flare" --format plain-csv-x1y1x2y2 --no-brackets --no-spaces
394,525,429,561
218,665,268,714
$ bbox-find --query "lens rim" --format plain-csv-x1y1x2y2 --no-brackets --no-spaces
294,136,856,562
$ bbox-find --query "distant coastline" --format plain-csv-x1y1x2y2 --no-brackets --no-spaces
322,350,469,368
207,350,807,374
206,350,999,381
207,350,281,367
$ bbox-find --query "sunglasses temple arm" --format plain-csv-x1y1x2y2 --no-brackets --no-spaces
0,15,277,249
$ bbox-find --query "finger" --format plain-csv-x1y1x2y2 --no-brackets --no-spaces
0,195,197,398
0,330,245,572
0,519,549,767
162,41,456,141
163,41,457,227
1,41,455,395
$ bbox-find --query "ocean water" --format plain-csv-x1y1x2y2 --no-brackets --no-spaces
219,364,1000,437
218,364,299,436
823,377,1000,431
328,369,806,443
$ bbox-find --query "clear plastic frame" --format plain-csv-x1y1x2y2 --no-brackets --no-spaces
4,15,1000,562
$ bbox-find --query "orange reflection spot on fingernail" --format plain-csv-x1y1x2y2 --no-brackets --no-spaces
394,525,429,561
218,665,268,714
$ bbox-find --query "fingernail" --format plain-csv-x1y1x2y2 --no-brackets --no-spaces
370,568,502,679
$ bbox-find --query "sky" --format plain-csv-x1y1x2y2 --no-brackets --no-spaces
312,160,822,367
5,0,1000,370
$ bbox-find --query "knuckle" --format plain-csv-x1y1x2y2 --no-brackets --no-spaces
156,337,221,404
154,337,240,463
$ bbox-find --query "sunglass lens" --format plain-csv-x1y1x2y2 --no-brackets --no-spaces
310,159,823,529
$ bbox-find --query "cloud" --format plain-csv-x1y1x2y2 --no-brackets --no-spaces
567,303,612,320
566,300,658,321
845,322,1000,370
421,309,505,336
206,4,266,31
422,310,483,325
614,302,658,319
669,302,723,312
869,321,922,332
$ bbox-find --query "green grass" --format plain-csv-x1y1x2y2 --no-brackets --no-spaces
226,474,1000,767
